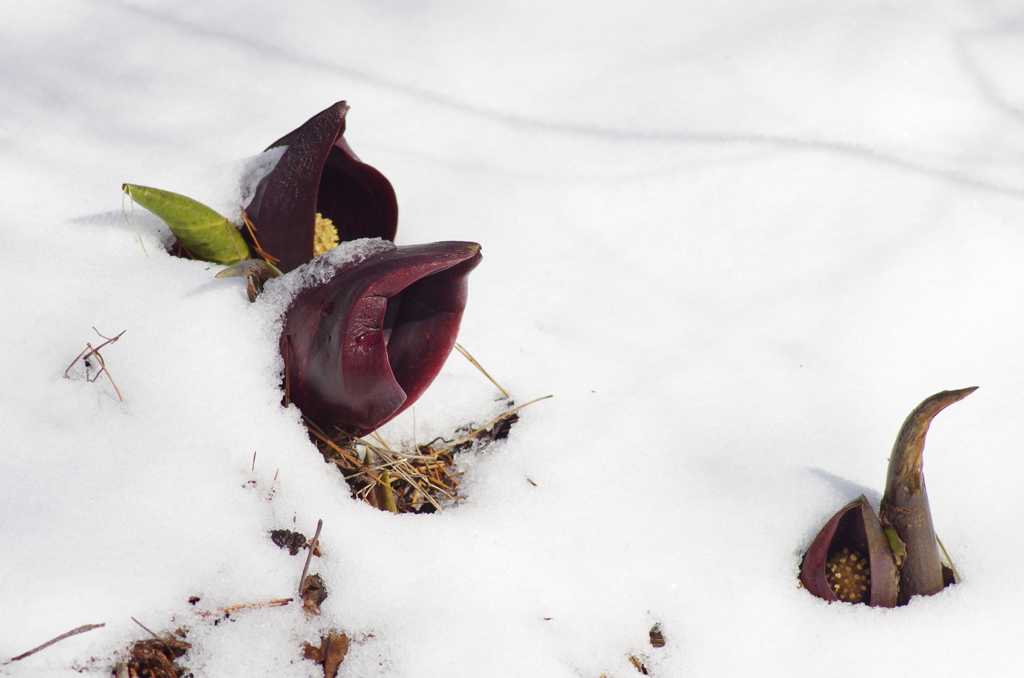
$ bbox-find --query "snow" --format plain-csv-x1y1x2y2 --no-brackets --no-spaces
263,237,398,304
3,0,1024,676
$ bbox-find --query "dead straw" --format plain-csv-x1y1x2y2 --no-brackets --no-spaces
305,344,550,514
454,343,510,398
121,189,150,257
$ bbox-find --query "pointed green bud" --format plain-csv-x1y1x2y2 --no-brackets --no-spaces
123,183,251,265
376,469,399,514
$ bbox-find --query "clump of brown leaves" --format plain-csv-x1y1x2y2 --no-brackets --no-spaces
116,625,191,678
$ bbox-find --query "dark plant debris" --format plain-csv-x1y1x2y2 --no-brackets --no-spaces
119,629,191,678
649,624,665,648
303,632,350,678
170,240,196,261
301,573,329,614
270,529,317,556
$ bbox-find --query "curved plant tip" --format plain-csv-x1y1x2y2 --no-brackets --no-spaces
800,495,899,607
123,184,251,265
281,241,481,437
802,386,976,607
245,101,398,273
880,386,977,604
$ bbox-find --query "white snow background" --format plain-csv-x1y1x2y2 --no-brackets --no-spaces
3,0,1024,676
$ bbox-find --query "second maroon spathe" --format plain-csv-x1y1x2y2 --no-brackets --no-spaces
281,241,482,437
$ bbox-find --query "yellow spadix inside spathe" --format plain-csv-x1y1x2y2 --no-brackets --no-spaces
313,213,341,256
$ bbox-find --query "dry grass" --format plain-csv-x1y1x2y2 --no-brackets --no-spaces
63,328,126,401
307,345,550,514
306,415,480,514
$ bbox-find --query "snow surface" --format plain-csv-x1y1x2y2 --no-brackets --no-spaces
3,0,1024,676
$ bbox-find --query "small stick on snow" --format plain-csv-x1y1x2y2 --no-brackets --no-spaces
4,623,106,664
218,598,293,614
130,617,164,643
299,519,324,594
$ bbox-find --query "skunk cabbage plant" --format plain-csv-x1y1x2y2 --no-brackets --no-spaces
124,102,481,442
125,101,395,272
281,241,482,437
800,387,976,606
245,101,398,273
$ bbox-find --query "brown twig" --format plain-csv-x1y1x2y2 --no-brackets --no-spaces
131,617,165,644
306,424,364,467
219,599,292,615
629,655,649,675
63,328,126,402
268,468,280,500
4,623,105,664
193,598,293,619
299,519,324,595
241,208,280,265
173,240,198,260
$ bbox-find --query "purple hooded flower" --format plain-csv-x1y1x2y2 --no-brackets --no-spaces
246,101,398,273
281,241,482,437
